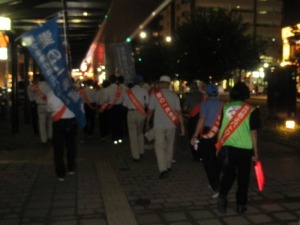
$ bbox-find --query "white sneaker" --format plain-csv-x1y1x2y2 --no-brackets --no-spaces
57,177,65,182
211,192,219,199
68,171,75,175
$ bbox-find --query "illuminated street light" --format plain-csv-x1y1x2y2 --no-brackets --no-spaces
165,36,172,43
139,31,147,39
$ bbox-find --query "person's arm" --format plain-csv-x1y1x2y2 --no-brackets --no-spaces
250,107,261,162
145,109,153,132
251,130,259,161
190,115,205,146
176,110,185,136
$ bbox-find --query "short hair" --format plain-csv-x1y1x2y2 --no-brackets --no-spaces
109,74,117,83
230,82,250,101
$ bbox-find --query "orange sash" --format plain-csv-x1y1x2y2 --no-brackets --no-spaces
52,105,67,122
126,89,146,116
98,102,109,113
215,103,253,152
80,88,95,110
189,104,201,117
201,103,224,139
108,86,122,109
33,84,47,101
154,90,179,125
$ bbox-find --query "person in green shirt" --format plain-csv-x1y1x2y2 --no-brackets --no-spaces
217,82,261,215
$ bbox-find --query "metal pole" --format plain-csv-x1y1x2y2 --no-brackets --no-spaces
10,33,19,133
62,0,72,72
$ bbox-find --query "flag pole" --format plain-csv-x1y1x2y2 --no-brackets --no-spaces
61,0,72,72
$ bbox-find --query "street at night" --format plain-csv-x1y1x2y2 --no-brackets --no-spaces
0,94,299,225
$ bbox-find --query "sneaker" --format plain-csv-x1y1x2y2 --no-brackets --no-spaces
158,171,169,179
57,177,65,182
68,171,75,175
118,139,122,143
211,192,219,199
113,140,118,145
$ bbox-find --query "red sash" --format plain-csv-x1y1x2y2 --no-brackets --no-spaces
33,84,47,101
201,103,224,139
215,103,253,151
189,104,200,117
154,90,179,125
108,86,122,109
52,105,67,122
80,89,95,110
126,89,146,116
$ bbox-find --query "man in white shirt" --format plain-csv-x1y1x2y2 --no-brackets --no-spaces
80,79,98,137
31,74,52,144
123,75,149,161
102,74,125,144
47,90,77,181
145,75,185,179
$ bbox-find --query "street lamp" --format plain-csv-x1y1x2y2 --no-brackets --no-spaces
139,31,147,39
165,36,172,43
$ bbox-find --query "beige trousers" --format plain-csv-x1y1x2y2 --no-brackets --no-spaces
37,104,52,143
127,110,146,159
154,128,176,172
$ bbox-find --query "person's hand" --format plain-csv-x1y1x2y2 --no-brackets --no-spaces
190,136,197,146
252,153,259,162
144,124,151,133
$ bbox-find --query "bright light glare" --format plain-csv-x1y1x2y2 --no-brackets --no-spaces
0,47,8,60
285,120,295,129
165,36,172,42
140,31,147,39
0,17,11,30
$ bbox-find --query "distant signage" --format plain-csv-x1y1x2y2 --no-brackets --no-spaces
113,42,135,84
21,17,86,128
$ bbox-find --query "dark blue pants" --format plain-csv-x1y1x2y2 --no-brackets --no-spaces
52,118,77,178
219,146,253,205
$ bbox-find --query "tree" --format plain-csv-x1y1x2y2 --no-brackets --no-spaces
134,40,176,82
174,8,266,83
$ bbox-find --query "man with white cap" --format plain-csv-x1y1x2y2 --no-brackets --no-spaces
145,75,185,179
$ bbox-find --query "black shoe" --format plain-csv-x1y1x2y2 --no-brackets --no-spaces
132,158,140,162
236,204,247,215
217,196,227,214
159,171,169,179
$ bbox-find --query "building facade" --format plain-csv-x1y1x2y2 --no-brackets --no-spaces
159,0,283,62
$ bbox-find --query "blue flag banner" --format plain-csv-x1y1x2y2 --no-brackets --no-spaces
21,17,86,128
113,42,136,84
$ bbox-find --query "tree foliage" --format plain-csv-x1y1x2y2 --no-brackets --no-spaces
134,41,176,82
174,8,266,82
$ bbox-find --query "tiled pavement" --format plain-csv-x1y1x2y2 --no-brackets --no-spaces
0,117,300,225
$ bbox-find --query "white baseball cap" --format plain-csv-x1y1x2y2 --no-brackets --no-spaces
159,75,171,83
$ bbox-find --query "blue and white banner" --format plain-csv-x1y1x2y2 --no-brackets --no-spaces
21,17,86,128
113,42,136,84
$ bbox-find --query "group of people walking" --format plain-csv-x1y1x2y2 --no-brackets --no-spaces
187,81,261,215
28,73,261,216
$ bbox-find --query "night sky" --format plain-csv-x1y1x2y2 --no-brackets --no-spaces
283,0,300,26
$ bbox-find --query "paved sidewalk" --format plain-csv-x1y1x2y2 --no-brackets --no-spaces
0,118,300,225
